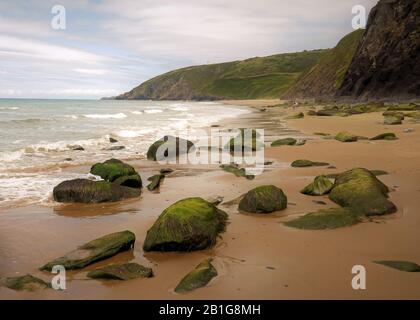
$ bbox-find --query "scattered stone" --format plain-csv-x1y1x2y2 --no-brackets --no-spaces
53,179,140,203
160,168,174,174
239,185,287,213
266,266,276,270
64,158,72,161
264,161,274,165
382,111,405,117
403,128,414,133
271,138,297,147
327,166,337,169
210,124,220,128
109,137,118,143
313,200,327,205
329,168,396,216
147,174,165,191
291,159,329,167
295,139,306,146
285,112,304,119
106,145,125,151
143,198,228,252
147,135,195,161
307,110,317,116
301,175,333,196
175,258,217,293
220,164,254,180
69,145,84,151
1,274,49,291
387,104,420,111
335,131,358,142
87,263,153,280
370,133,398,140
90,159,137,183
206,196,224,206
384,115,403,125
374,260,420,272
314,132,330,136
40,230,135,271
284,207,364,230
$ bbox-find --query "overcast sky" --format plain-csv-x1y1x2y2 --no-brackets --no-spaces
0,0,377,99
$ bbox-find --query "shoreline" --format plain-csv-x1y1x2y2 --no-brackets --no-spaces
1,100,420,299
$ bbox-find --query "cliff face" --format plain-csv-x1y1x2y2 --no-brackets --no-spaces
282,30,364,100
338,0,420,100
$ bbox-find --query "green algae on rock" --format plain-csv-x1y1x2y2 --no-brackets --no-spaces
239,185,287,213
147,135,195,161
175,258,218,293
220,164,255,180
143,198,228,252
40,230,136,271
147,174,165,191
374,260,420,272
87,263,153,280
329,168,396,216
335,131,358,142
90,158,137,182
1,274,50,292
224,129,264,152
384,115,403,125
370,133,398,140
271,138,297,147
291,159,329,167
301,175,334,196
53,179,140,203
284,207,364,230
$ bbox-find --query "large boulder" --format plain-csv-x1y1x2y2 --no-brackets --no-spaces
1,274,50,291
175,258,217,293
239,185,287,213
53,179,140,203
384,115,403,125
147,136,195,161
329,168,396,216
40,230,135,271
87,263,153,280
90,159,139,183
301,175,334,196
143,198,228,252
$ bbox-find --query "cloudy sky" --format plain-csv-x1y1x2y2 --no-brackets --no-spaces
0,0,377,99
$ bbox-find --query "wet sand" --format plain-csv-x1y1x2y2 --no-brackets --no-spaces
1,101,420,299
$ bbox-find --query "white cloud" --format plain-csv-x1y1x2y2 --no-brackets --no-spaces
74,68,110,75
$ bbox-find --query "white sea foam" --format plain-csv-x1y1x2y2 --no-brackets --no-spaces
0,106,19,110
84,113,127,119
144,109,163,114
130,111,143,115
170,104,189,111
114,129,155,138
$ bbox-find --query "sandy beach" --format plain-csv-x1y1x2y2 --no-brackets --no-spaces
1,100,419,299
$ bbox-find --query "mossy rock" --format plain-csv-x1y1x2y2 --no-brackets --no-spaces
374,260,420,272
113,174,142,188
291,159,329,167
90,159,137,182
175,258,217,293
387,104,420,111
147,174,165,191
384,115,403,125
307,110,317,116
40,230,135,271
335,131,358,142
301,175,334,196
382,111,405,117
271,138,297,147
329,168,396,216
53,179,140,203
147,136,195,161
314,132,331,136
87,263,153,280
238,185,287,213
370,133,398,141
284,207,364,230
1,274,50,291
224,131,264,152
285,112,304,119
143,198,228,252
220,164,254,180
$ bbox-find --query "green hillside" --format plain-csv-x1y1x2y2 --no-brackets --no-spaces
283,29,364,99
116,50,327,100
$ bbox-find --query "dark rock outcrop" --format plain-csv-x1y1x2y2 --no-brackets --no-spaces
339,0,420,100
